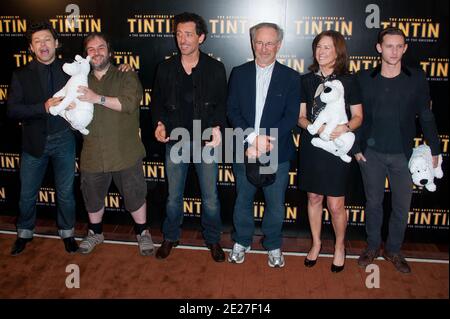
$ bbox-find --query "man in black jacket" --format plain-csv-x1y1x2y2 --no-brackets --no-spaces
7,22,78,255
151,12,227,262
355,27,441,273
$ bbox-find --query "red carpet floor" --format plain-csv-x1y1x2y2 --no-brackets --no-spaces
0,233,447,299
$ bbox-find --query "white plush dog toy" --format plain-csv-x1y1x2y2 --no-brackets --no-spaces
49,55,93,135
408,144,443,192
307,79,355,163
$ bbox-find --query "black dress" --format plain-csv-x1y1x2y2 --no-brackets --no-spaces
298,72,362,196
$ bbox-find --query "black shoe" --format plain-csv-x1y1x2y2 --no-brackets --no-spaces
11,237,33,256
331,248,346,273
207,243,225,262
304,244,322,268
63,237,78,253
155,240,179,259
382,251,411,274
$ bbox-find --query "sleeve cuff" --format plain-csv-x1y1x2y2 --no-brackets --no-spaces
245,132,257,145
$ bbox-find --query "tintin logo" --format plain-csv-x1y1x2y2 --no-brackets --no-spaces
49,15,101,36
113,52,140,70
128,14,174,38
407,208,448,229
381,18,439,42
209,16,250,38
253,201,297,222
0,85,8,103
183,197,202,217
420,58,448,81
140,89,151,110
13,51,62,67
0,153,20,172
13,51,33,67
0,16,26,36
288,169,297,188
142,161,165,182
414,135,449,155
323,206,366,225
0,187,5,202
218,164,235,185
349,56,381,73
294,16,353,39
293,133,301,149
104,192,123,211
277,55,304,73
37,187,56,206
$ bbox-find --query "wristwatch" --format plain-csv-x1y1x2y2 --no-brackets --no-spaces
99,95,106,105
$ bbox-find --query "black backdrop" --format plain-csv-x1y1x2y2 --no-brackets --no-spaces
0,0,448,243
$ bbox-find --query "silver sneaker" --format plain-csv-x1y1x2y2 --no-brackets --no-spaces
228,243,250,264
136,230,154,256
78,230,104,254
268,249,285,268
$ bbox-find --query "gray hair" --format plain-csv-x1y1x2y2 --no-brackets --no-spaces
250,22,284,42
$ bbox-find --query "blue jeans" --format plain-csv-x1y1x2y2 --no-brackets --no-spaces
18,129,76,239
232,161,290,251
163,143,222,244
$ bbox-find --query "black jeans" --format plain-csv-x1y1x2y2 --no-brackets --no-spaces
358,147,413,253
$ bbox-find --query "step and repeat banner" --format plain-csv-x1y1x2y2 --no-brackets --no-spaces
0,0,448,243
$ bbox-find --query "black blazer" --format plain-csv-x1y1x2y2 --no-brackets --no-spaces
227,61,301,163
7,59,69,157
151,52,228,136
355,65,440,159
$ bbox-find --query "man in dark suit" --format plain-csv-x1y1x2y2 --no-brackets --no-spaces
355,27,441,273
227,22,301,267
7,22,78,255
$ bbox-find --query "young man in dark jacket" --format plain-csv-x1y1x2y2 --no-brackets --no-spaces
355,27,441,273
151,12,227,262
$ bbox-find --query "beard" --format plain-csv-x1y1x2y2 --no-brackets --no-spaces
91,55,110,71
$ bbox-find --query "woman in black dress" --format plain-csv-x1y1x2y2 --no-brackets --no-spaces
298,31,363,272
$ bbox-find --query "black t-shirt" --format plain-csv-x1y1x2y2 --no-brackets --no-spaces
37,61,69,134
179,68,194,137
368,74,404,154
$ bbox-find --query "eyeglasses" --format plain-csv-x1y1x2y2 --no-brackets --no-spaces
254,41,278,49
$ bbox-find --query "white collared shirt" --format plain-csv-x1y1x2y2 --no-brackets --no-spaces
246,60,275,145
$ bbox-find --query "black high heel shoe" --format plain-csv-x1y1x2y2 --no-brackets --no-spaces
304,244,322,268
331,248,346,273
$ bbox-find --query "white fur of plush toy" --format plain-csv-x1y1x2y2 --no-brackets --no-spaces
306,79,355,163
49,55,93,135
408,144,443,192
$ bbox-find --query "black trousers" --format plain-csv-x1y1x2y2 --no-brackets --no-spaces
358,147,413,253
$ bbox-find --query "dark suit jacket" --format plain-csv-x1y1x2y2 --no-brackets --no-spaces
227,61,301,163
7,59,69,157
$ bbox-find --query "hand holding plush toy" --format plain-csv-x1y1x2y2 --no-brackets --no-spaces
307,79,355,163
49,55,93,135
408,144,443,192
